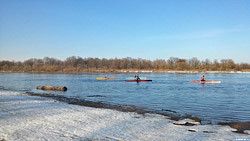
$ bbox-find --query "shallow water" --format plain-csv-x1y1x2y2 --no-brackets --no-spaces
0,72,249,124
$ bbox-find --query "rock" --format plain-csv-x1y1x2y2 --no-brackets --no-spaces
203,130,217,133
218,121,250,134
173,121,199,126
243,130,250,134
231,128,238,132
87,95,106,97
190,117,201,123
188,129,198,132
173,121,187,126
173,118,201,126
36,86,67,91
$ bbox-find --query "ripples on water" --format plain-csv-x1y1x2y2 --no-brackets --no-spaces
0,72,250,124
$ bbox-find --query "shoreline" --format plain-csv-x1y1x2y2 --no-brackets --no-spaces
1,70,250,74
0,91,250,140
23,92,250,134
24,92,199,122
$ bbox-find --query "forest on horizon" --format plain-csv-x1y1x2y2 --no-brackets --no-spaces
1,56,250,73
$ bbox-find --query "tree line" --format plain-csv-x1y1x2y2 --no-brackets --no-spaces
1,56,250,72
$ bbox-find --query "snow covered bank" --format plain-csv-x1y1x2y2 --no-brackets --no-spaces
0,91,249,140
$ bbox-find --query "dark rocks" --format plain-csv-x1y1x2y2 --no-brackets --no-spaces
203,130,217,133
173,121,200,126
188,129,198,132
190,117,201,123
87,95,106,97
218,121,250,134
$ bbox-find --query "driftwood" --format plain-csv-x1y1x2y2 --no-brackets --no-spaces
36,86,67,91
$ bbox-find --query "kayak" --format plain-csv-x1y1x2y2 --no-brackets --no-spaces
126,79,152,82
126,77,147,79
189,80,221,83
96,77,117,80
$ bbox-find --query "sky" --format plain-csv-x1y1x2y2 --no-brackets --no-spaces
1,0,250,63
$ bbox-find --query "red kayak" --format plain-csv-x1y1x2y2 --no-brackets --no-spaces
126,79,152,82
189,80,221,84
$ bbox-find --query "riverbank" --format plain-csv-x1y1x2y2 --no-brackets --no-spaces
1,70,250,74
0,91,249,140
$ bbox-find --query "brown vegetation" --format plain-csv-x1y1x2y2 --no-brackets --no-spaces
1,56,250,73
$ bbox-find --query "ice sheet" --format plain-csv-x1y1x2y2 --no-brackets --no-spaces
0,91,249,140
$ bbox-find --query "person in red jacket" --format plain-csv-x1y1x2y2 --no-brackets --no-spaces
201,75,207,81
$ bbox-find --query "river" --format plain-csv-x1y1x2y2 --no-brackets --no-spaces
0,72,249,124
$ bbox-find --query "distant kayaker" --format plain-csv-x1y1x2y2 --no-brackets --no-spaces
201,75,207,81
105,75,108,78
136,75,140,81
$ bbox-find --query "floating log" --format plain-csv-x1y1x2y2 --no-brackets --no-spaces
36,86,67,91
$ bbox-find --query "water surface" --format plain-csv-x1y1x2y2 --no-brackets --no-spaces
0,72,249,124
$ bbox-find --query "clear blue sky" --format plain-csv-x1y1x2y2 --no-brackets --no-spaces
1,0,250,63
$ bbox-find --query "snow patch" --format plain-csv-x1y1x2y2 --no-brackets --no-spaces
0,91,249,140
244,130,250,134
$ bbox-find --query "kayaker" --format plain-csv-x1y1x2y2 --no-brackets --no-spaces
105,75,108,78
201,75,207,81
136,75,140,81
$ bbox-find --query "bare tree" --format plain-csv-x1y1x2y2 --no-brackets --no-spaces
0,56,249,72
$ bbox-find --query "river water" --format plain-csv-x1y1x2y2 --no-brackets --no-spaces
0,72,249,124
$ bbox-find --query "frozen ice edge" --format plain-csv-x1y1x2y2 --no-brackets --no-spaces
0,91,249,141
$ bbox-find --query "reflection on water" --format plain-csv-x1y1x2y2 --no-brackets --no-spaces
0,72,250,124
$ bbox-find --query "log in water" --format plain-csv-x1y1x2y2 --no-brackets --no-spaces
36,86,67,91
